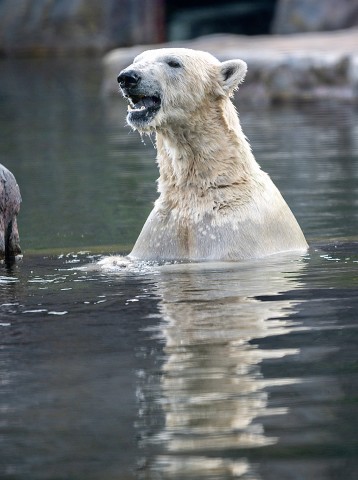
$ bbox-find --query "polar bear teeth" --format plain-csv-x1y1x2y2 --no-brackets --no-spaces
128,104,146,112
127,95,161,113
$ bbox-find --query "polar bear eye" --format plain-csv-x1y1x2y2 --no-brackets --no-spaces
166,59,182,68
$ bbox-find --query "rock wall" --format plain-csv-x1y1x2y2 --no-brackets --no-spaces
0,0,164,56
102,29,358,104
272,0,358,34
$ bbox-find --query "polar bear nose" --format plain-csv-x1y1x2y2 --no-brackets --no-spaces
117,70,141,88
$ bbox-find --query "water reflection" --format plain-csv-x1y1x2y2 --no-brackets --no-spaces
137,255,307,478
0,249,356,479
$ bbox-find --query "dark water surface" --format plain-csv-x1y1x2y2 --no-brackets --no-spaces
0,58,357,479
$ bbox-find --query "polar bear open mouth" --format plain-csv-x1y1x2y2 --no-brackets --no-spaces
126,94,161,124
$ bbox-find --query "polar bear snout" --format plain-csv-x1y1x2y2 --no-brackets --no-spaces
117,70,141,89
117,66,162,131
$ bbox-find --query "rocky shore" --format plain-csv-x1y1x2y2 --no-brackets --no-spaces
102,28,358,104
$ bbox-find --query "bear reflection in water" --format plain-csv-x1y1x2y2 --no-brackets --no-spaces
133,255,335,479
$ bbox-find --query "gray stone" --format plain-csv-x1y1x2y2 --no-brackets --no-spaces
0,0,164,56
0,164,21,261
102,29,358,103
272,0,358,34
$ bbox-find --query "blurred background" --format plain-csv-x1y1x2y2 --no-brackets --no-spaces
0,0,358,56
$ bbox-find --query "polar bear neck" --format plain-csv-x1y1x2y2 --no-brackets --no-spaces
155,97,261,193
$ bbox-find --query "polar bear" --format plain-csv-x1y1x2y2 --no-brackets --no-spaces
116,48,308,262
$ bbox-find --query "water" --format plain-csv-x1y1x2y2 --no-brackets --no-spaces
0,58,357,479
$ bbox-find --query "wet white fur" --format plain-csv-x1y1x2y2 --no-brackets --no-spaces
121,48,308,262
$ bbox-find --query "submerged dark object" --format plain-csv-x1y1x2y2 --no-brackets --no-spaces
0,164,21,261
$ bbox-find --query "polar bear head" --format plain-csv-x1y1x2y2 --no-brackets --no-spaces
117,48,247,132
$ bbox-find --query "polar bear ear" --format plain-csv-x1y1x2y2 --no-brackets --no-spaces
219,59,247,94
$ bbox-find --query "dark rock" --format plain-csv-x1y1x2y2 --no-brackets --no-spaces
0,165,21,261
272,0,358,34
168,2,276,40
